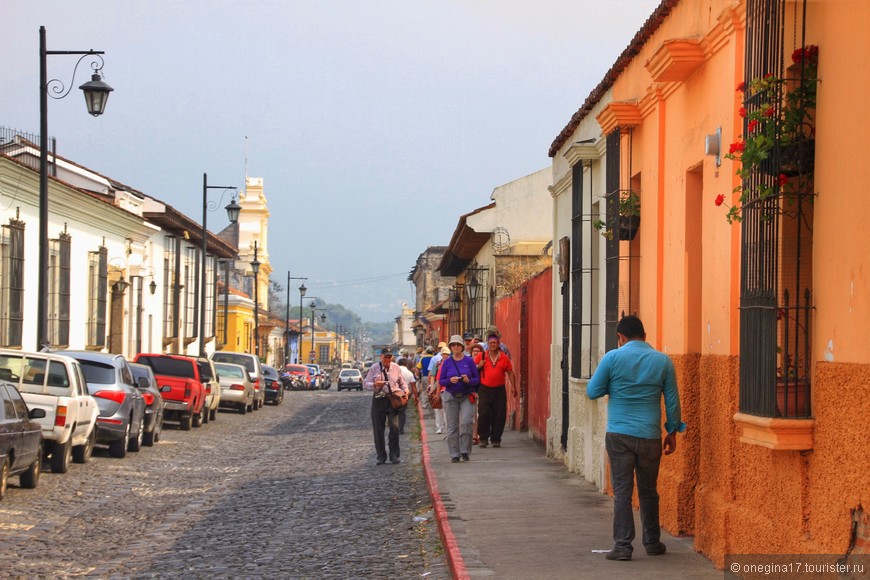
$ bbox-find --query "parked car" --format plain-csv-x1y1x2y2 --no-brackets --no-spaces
133,354,207,430
283,364,311,390
211,352,264,410
128,363,166,446
214,362,254,414
58,351,147,459
261,365,284,405
0,383,44,500
197,357,220,423
336,369,363,391
0,350,99,473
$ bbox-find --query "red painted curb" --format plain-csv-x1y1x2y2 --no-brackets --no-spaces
417,395,469,580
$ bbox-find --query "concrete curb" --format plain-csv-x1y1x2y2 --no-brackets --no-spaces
416,395,469,580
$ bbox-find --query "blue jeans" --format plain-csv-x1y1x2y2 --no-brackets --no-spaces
605,432,663,552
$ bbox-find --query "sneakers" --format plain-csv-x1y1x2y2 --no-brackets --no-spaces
460,453,470,462
479,440,489,448
645,542,667,556
492,442,501,448
376,459,386,465
436,428,443,434
390,458,401,464
605,548,632,561
451,457,460,463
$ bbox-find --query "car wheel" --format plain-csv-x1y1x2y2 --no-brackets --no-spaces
0,457,8,500
239,402,247,415
20,449,41,489
128,417,144,452
143,422,156,446
192,405,204,427
180,412,193,431
153,416,162,443
109,423,130,458
201,404,210,424
73,429,96,463
209,407,217,422
51,438,72,473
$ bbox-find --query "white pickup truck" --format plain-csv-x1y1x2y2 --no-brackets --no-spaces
0,350,99,473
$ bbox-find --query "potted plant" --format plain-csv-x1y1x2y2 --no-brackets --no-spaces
719,45,819,223
593,190,641,240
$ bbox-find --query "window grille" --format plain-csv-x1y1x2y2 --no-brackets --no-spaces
739,0,814,418
319,344,329,365
603,131,621,352
87,247,107,348
0,219,25,347
571,161,601,379
164,236,177,338
48,233,71,347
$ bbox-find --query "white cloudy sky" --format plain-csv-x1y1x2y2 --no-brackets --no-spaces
1,0,659,322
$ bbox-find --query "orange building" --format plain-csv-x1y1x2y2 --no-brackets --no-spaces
548,0,869,567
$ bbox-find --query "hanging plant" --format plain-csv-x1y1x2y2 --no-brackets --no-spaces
593,190,641,240
719,45,819,223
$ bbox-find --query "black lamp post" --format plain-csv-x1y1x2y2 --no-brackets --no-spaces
199,173,239,356
37,25,113,350
286,272,307,365
466,270,481,334
309,301,327,364
251,241,261,358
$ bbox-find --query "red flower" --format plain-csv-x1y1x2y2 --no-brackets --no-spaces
747,119,759,132
764,73,774,79
715,194,726,207
792,45,819,65
736,81,746,92
738,106,747,118
728,141,746,154
764,106,776,118
778,173,789,187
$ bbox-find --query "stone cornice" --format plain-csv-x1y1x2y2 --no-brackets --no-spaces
645,38,706,83
596,102,643,135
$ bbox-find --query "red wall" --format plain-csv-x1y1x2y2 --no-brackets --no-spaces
494,267,552,443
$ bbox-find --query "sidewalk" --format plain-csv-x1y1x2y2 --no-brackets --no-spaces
417,401,721,579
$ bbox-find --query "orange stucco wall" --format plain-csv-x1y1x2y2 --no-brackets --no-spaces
589,0,870,568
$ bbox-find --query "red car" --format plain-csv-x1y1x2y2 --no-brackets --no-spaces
282,364,311,390
133,354,207,431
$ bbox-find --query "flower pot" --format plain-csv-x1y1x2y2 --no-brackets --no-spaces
776,378,809,417
618,215,640,241
764,139,815,177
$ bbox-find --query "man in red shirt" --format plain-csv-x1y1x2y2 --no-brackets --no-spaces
473,333,516,448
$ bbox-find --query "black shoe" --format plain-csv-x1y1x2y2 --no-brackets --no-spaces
460,453,470,462
376,459,386,465
451,457,460,463
390,458,401,464
645,542,666,556
492,441,501,448
605,548,632,561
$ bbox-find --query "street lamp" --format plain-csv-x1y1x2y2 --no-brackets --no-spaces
37,25,113,350
250,241,261,357
286,273,307,365
466,270,481,334
297,283,307,363
309,301,327,364
199,173,239,356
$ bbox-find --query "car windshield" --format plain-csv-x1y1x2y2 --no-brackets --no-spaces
137,356,196,379
212,354,255,372
340,370,360,378
78,360,116,385
215,364,245,379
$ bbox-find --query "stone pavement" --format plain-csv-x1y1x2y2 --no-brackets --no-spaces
417,399,721,579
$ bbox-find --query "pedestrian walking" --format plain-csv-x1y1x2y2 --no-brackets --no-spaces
364,347,409,465
428,343,449,434
397,358,416,435
417,346,435,410
469,342,485,445
586,315,686,561
473,333,515,448
439,335,479,463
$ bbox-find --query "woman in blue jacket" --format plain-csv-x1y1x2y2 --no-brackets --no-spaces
439,334,480,462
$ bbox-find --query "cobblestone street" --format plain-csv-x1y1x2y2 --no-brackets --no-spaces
0,390,448,579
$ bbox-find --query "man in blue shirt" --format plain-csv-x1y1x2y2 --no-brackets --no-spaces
587,315,686,562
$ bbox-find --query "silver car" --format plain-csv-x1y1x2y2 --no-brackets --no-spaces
214,362,255,414
211,352,264,410
57,351,146,458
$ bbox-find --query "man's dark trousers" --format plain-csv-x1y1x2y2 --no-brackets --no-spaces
605,432,663,553
371,396,400,462
477,385,507,443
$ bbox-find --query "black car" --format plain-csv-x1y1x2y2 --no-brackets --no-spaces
0,383,44,500
262,365,284,406
128,363,166,446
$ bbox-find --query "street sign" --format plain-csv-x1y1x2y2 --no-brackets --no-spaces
309,350,316,362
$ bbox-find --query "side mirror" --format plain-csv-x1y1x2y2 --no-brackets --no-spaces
29,408,46,419
159,385,171,393
137,376,150,389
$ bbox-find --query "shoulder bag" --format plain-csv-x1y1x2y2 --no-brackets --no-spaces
384,366,408,410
